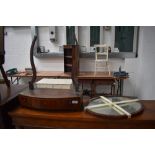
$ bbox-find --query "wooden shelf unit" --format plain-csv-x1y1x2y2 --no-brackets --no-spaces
63,45,79,76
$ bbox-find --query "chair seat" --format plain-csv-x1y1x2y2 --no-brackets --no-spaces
95,66,108,69
95,60,108,62
96,52,107,55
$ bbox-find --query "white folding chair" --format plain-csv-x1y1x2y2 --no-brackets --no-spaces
94,44,110,75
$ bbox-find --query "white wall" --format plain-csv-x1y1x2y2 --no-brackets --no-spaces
78,26,90,52
135,27,155,99
78,26,115,52
3,26,155,99
4,27,64,71
38,26,66,52
100,26,115,51
4,27,32,70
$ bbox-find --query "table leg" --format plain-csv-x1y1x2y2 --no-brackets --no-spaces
91,80,96,97
113,84,116,96
111,84,115,96
17,77,19,84
11,77,13,84
120,79,124,96
117,79,119,96
82,81,83,92
78,80,83,94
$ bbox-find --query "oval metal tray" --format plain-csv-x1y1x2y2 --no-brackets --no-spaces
85,97,144,119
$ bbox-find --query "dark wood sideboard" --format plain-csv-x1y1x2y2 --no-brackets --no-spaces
0,84,27,128
9,100,155,129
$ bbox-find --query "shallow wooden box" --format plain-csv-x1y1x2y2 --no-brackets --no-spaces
18,88,83,111
35,78,72,89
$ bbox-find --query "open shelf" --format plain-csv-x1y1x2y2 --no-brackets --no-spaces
65,56,72,59
63,45,79,75
65,64,72,67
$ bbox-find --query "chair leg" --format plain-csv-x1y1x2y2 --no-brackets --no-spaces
111,84,113,95
94,61,96,74
106,62,110,75
111,83,115,96
113,84,115,96
108,65,110,75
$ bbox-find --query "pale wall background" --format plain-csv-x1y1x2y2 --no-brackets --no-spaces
3,26,155,99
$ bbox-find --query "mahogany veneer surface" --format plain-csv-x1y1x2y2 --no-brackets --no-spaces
9,71,71,78
18,88,83,111
0,84,27,105
9,100,155,129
